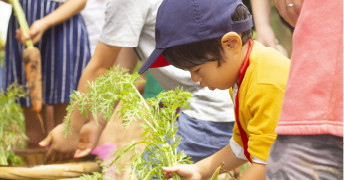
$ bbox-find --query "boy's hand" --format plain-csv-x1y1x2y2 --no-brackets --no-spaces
162,165,202,180
39,124,79,162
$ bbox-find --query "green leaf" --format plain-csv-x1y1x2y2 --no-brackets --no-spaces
64,67,193,179
0,83,27,165
209,164,222,180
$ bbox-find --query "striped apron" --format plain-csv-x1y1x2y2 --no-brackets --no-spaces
4,0,91,106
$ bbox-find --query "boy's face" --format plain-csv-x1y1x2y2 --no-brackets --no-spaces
188,32,246,91
188,55,241,90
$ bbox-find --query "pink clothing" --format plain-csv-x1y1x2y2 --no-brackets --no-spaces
275,0,343,136
91,143,117,179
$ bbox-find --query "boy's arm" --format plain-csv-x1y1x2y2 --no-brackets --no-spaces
163,144,247,179
240,163,265,180
198,144,247,177
201,143,264,180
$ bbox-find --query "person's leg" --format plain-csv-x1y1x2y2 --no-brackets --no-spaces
53,103,69,126
24,105,49,148
176,112,234,163
44,105,55,132
266,135,343,180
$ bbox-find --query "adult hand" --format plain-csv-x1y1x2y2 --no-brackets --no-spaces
255,26,277,49
39,124,79,162
15,18,49,45
162,165,202,180
273,0,303,27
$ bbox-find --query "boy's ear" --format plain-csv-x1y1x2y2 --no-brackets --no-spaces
221,32,242,52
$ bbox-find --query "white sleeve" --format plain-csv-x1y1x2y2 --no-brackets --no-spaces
99,0,149,47
229,138,266,164
230,137,247,160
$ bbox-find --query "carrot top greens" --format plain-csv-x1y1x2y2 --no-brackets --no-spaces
64,67,192,180
0,84,27,165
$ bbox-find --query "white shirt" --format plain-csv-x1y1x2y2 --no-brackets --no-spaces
81,0,107,54
99,0,235,122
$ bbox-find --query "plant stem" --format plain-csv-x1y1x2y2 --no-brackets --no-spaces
8,0,34,48
131,83,149,111
130,83,157,133
161,144,182,180
172,173,182,180
142,166,162,180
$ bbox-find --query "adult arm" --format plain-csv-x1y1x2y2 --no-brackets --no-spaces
40,43,145,161
73,46,145,158
250,0,277,49
16,0,87,44
39,42,121,162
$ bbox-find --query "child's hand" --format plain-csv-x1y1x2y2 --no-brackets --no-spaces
15,18,49,45
74,120,105,158
39,123,79,162
162,165,202,180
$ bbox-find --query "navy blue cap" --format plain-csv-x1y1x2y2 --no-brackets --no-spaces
139,0,253,74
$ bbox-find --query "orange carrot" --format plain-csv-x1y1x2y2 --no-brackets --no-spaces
10,0,45,133
23,47,44,133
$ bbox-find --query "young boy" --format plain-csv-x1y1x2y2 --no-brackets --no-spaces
139,0,290,179
40,0,236,168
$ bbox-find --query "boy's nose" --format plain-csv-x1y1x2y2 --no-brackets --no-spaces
190,71,201,83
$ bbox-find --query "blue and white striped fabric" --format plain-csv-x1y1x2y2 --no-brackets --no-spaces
4,0,91,106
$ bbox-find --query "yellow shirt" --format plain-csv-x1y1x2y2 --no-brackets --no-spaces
229,41,290,162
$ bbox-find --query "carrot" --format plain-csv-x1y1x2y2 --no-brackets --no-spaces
22,47,44,133
9,0,44,133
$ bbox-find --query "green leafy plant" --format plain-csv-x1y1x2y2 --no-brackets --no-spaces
64,67,193,180
0,84,27,165
80,171,103,180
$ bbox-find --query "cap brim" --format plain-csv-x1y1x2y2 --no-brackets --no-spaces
139,48,169,74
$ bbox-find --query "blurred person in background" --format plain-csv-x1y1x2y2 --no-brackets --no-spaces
266,0,343,179
2,0,91,148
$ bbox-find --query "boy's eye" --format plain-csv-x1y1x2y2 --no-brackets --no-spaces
194,68,200,73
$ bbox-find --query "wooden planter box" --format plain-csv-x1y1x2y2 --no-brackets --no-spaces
0,148,101,180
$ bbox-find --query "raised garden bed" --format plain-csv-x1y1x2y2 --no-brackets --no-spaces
0,148,101,180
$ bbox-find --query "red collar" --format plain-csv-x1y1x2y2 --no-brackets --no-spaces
238,39,254,87
234,39,254,163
